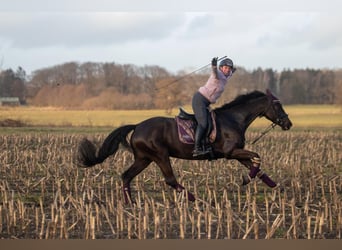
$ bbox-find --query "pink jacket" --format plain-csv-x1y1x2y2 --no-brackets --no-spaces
198,69,232,103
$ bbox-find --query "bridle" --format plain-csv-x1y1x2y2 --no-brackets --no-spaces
250,97,289,145
267,99,289,127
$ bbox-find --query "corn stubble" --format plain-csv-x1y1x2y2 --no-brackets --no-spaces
0,131,340,239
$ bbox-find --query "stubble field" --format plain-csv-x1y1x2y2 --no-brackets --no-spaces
0,106,341,239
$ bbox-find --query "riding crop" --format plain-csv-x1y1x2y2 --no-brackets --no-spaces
154,55,227,92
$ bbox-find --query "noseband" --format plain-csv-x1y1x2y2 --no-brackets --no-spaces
250,98,288,145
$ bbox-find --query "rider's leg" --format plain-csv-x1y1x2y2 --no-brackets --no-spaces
192,92,210,156
193,125,210,156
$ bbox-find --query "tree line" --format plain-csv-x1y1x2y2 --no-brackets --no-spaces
1,61,341,109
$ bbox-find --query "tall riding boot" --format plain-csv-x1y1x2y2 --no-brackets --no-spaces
193,126,210,157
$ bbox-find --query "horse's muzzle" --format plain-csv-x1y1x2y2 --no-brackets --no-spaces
277,114,292,130
280,118,292,130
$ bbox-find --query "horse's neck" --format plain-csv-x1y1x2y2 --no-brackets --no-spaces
228,97,268,130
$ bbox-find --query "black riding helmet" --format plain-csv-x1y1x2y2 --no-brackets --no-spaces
219,58,234,68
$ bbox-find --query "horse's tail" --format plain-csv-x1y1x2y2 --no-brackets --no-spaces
77,124,136,168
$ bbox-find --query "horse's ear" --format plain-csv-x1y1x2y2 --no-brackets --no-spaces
266,89,280,102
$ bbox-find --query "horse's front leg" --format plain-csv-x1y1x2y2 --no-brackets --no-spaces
229,148,277,188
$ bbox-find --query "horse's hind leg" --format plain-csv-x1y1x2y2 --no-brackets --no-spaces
121,158,151,203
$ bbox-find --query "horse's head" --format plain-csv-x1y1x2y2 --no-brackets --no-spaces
263,89,292,130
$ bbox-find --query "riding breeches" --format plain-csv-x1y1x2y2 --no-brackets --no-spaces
192,91,210,130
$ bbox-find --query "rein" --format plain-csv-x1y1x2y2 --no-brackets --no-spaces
250,122,276,145
249,97,279,145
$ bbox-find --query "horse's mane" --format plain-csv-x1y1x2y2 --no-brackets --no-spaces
214,90,266,112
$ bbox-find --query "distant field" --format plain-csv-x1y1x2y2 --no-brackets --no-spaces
0,105,341,131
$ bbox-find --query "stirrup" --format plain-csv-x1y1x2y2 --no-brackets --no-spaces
192,147,210,157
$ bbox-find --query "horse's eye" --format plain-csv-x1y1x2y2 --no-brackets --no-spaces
273,103,281,111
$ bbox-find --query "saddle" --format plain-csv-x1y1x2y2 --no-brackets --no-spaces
175,107,217,145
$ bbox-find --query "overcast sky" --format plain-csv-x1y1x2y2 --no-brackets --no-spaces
1,0,342,75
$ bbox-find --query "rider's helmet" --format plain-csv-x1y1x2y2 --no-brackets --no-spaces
219,58,234,68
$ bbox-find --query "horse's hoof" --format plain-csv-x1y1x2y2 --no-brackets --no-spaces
186,191,196,202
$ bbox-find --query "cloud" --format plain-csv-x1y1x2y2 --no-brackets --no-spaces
253,12,342,51
1,0,342,12
306,14,342,50
0,12,186,49
0,10,342,73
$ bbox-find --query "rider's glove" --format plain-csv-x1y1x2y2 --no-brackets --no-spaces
211,57,218,67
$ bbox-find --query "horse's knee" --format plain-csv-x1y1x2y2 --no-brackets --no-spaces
249,155,261,178
251,155,261,167
251,154,261,166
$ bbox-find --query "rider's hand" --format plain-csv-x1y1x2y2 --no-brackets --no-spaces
211,57,218,67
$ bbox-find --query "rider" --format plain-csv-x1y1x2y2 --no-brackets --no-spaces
192,57,236,157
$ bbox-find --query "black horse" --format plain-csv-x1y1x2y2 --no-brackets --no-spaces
77,89,292,203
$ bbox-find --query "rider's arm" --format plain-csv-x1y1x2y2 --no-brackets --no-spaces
211,57,219,80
